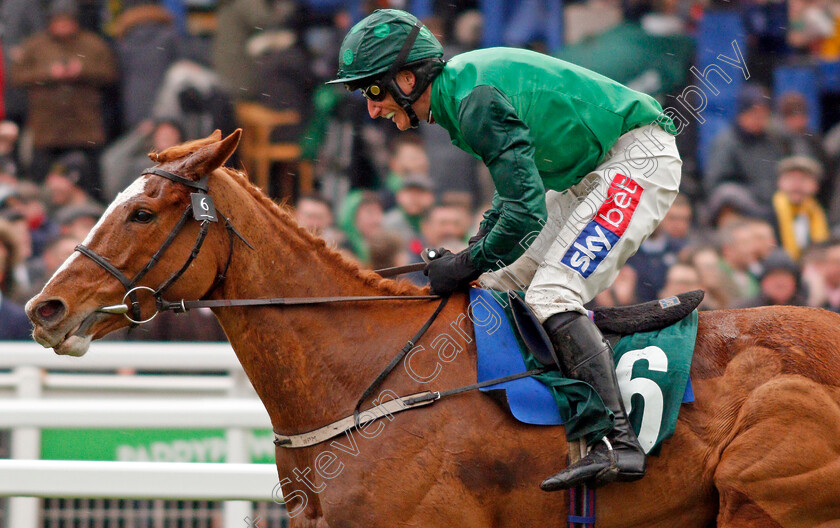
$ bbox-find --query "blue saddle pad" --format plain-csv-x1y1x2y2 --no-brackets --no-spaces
471,289,564,425
471,288,695,429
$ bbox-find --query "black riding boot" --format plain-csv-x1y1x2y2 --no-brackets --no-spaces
539,311,646,492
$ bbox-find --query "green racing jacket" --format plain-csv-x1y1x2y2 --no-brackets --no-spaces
429,47,674,271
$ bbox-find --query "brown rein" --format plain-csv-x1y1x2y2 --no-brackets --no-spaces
98,263,437,318
152,263,434,312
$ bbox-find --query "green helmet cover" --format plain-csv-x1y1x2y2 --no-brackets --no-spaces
328,9,444,85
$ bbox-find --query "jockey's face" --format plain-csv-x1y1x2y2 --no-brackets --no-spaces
366,90,411,131
365,71,425,131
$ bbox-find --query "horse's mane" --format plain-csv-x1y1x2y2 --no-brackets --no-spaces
222,166,426,297
152,138,425,297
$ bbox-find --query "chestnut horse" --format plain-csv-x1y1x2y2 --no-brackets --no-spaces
27,131,840,528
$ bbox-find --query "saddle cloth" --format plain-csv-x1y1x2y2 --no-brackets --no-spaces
470,288,696,455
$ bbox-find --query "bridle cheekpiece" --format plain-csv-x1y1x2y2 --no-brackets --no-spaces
77,167,250,326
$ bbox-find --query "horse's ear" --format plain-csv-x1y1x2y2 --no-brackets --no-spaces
177,129,242,178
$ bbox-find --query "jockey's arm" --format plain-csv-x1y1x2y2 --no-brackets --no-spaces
458,85,547,273
475,191,502,237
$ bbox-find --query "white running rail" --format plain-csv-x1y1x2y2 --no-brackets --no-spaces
0,341,281,528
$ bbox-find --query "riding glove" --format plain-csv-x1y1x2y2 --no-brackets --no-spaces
424,248,481,295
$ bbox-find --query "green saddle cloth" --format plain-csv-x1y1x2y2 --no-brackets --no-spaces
486,291,697,455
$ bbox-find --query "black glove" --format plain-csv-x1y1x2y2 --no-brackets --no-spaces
423,248,481,295
467,225,490,247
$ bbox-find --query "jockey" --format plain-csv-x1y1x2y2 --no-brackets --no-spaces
328,9,682,491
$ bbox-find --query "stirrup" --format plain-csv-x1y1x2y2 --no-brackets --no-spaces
593,437,619,485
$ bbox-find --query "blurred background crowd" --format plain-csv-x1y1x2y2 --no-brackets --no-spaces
3,0,840,342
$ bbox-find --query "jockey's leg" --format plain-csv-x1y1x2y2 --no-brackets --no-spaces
477,189,575,291
524,124,682,490
540,310,646,490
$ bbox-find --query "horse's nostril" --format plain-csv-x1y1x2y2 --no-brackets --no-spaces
35,299,67,324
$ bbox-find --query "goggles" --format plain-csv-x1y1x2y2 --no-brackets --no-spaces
360,81,387,102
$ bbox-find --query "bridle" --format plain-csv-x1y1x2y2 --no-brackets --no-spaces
76,167,251,325
79,167,436,325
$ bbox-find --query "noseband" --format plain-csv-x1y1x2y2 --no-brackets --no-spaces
75,168,250,325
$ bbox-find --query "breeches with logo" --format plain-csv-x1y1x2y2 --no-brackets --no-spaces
478,124,682,322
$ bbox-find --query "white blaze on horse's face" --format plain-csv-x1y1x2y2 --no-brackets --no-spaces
30,176,152,357
46,177,151,287
84,176,151,246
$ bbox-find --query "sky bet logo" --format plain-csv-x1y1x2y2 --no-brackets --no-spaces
561,174,643,278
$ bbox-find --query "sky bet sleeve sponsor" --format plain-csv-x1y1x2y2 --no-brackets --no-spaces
561,174,643,278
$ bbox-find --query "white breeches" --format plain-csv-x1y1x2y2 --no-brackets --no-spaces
478,124,682,322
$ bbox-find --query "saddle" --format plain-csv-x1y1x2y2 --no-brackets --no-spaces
508,290,705,367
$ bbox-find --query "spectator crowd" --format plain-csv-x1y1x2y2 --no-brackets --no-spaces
4,0,840,341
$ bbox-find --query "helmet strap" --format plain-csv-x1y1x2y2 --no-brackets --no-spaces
386,22,422,79
385,77,421,128
380,22,423,128
383,58,444,128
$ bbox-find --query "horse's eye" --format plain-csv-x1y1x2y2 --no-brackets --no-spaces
130,209,154,224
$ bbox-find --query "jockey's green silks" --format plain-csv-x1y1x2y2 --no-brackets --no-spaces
429,48,674,271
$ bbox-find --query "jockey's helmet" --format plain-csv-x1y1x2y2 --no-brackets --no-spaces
327,9,445,128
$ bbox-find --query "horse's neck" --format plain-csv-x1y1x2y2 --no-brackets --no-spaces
211,179,431,433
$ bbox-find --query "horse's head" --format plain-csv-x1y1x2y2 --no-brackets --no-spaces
26,129,242,356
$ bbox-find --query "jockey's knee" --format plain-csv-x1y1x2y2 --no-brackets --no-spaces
477,256,539,292
524,285,587,323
